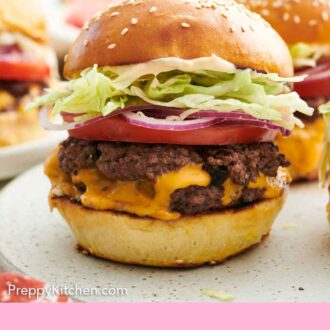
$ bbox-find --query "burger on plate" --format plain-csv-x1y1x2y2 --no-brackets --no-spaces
0,0,57,147
29,0,312,267
238,0,330,181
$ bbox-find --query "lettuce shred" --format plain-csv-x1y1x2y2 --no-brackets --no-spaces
289,42,330,69
26,62,313,130
201,288,234,302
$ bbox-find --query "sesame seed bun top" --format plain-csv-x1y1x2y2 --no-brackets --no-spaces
64,0,293,78
0,0,48,43
238,0,330,45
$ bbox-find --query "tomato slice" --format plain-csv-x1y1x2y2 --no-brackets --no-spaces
0,54,50,81
68,115,277,145
294,60,330,98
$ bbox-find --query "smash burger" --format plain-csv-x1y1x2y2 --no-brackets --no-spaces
0,0,57,147
238,0,330,181
29,0,313,267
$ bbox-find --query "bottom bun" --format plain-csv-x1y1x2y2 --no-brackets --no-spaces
0,110,44,147
276,118,324,182
51,191,287,268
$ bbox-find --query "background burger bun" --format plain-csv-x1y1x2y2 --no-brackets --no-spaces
0,0,48,43
51,192,287,267
238,0,330,44
64,0,293,78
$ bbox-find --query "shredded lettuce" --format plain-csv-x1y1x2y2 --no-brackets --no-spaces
289,42,330,69
27,61,313,130
201,288,234,302
319,103,330,186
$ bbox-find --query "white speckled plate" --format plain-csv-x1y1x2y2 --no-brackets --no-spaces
0,165,330,302
0,132,67,180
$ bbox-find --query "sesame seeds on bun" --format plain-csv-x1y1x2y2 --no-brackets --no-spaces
238,0,330,45
64,0,293,78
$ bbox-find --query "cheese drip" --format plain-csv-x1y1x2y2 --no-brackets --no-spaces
45,149,289,221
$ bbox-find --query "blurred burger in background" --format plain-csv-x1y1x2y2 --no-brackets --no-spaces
29,0,312,267
238,0,330,181
0,0,57,147
65,0,122,28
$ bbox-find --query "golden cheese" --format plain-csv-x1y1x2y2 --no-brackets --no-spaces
45,149,289,221
276,118,324,179
0,90,15,111
221,171,287,207
73,165,210,220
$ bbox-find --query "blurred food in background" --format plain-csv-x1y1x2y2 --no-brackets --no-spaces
44,0,120,59
66,0,121,28
0,0,58,147
238,0,330,182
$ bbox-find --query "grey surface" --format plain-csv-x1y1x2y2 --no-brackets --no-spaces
0,165,330,302
0,180,11,272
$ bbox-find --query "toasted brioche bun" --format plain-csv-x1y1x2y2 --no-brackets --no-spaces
0,111,45,147
238,0,330,45
276,117,324,182
64,0,293,78
0,0,48,43
50,192,287,268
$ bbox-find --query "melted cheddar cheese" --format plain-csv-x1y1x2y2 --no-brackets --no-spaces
45,149,289,221
0,90,15,112
276,118,324,179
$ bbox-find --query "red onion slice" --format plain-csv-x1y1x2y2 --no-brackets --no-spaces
122,111,223,131
122,111,290,135
0,44,21,55
39,105,290,136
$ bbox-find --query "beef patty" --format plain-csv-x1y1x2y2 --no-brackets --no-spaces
58,137,289,215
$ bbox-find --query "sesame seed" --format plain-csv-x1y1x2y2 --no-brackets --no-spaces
94,11,102,21
110,11,119,17
64,54,68,62
261,9,270,16
293,15,301,24
149,6,157,13
121,27,129,36
322,11,329,21
131,17,138,25
82,21,90,30
308,19,318,26
181,22,191,28
283,12,290,21
84,40,89,46
108,43,116,49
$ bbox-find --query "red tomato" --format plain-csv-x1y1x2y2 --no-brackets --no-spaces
0,273,44,303
0,273,69,303
0,59,50,81
68,115,277,145
294,61,330,98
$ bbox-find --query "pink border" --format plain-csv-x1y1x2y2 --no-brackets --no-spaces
0,304,328,329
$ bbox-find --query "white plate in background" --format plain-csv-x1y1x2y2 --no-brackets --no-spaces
0,165,329,302
0,132,66,180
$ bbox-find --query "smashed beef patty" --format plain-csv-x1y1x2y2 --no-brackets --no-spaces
58,137,289,215
0,81,45,112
